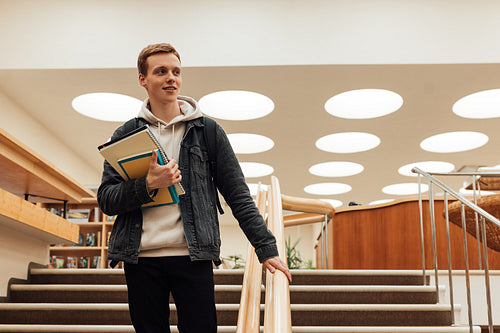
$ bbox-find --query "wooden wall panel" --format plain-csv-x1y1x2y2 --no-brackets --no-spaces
316,198,500,270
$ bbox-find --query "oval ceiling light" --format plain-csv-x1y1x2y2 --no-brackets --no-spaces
369,199,395,205
247,183,269,196
72,93,142,122
227,133,274,154
320,199,343,208
240,162,274,178
316,132,381,153
199,90,274,120
325,89,403,119
420,131,488,153
398,161,455,177
304,183,352,195
453,89,500,119
309,161,364,177
382,183,429,195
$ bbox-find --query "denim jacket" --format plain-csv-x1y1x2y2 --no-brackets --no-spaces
97,117,278,266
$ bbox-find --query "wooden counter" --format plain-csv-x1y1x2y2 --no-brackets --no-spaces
0,127,95,203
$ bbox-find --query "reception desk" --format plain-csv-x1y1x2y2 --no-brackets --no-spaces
316,197,500,270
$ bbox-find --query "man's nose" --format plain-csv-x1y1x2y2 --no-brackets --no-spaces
166,72,175,82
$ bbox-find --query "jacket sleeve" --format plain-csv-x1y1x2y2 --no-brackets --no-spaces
213,123,279,262
97,124,155,216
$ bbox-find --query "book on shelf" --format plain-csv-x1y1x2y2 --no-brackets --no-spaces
88,207,101,222
85,232,96,247
91,256,101,268
79,256,89,268
67,208,90,223
98,124,184,208
66,256,77,268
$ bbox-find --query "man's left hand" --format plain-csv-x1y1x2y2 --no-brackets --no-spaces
263,256,292,283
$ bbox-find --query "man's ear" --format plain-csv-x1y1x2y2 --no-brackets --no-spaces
139,73,147,88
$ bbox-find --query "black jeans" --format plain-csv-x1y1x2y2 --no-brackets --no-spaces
124,256,217,333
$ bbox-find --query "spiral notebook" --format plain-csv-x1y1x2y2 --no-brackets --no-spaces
98,125,185,208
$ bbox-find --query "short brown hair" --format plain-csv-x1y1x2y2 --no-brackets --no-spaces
137,43,181,76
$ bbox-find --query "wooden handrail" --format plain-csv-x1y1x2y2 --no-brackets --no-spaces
264,176,292,333
283,212,325,227
281,194,335,218
236,188,266,333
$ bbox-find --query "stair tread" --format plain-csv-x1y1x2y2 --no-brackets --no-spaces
11,284,440,292
0,325,482,333
0,302,459,311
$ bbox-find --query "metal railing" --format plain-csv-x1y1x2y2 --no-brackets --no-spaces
412,167,500,333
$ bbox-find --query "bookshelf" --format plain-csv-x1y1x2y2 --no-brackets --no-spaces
45,198,119,269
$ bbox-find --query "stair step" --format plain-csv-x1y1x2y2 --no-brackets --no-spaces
9,284,245,304
29,268,430,286
29,268,243,285
10,284,439,304
290,269,429,285
0,303,457,326
0,325,482,333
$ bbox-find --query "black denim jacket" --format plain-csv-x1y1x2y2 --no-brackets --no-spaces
97,117,278,266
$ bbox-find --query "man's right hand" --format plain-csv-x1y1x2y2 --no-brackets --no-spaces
146,150,182,191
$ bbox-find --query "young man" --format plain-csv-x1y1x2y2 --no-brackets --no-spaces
97,43,291,333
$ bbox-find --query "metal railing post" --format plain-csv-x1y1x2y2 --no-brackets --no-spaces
417,174,427,285
460,204,474,333
428,182,439,302
471,175,482,269
443,192,454,323
480,216,494,333
324,215,329,269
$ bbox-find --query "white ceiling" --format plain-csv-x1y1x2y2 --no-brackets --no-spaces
2,1,500,208
1,63,500,207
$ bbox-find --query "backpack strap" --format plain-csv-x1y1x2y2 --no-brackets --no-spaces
122,117,145,133
203,117,225,215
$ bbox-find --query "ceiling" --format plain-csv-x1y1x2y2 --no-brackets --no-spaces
1,63,500,208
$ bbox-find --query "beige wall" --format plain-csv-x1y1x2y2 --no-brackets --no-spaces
0,89,101,186
0,224,49,297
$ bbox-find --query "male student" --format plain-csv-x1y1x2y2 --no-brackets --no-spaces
97,43,291,333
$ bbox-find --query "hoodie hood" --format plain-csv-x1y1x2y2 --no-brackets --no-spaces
137,95,202,127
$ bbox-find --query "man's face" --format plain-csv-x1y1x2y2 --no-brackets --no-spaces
139,53,182,104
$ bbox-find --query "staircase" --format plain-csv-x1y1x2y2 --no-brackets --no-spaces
0,268,481,332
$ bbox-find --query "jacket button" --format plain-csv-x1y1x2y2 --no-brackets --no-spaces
135,224,140,228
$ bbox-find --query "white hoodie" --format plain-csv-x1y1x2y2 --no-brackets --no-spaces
137,95,202,257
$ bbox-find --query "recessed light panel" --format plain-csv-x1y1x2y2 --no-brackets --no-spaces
316,132,381,153
420,131,488,153
320,199,343,208
369,199,395,205
325,89,403,119
72,93,142,122
227,133,274,154
382,183,429,195
304,183,352,195
309,161,364,177
240,162,274,178
199,90,274,120
453,89,500,119
398,161,455,177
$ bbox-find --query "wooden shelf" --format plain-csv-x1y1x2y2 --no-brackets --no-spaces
48,199,116,269
0,128,95,203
